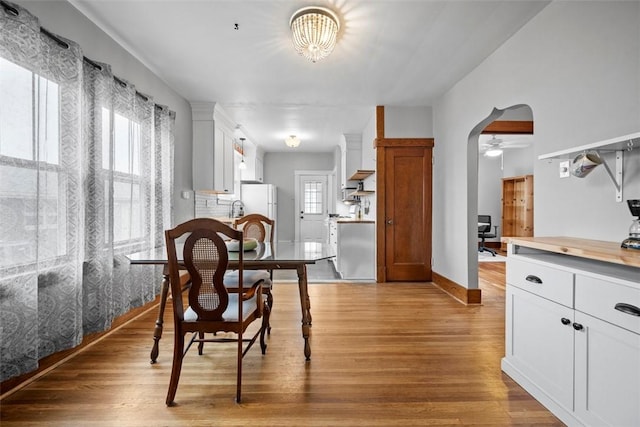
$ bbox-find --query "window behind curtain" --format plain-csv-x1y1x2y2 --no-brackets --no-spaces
1,2,175,382
0,56,67,267
104,108,145,245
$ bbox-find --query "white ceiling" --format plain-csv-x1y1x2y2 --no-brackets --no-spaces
70,0,548,152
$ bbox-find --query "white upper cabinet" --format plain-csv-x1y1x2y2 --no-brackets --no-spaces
339,134,362,188
191,102,235,193
239,143,264,183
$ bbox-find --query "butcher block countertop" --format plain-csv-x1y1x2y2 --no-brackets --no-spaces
336,218,375,224
502,236,640,269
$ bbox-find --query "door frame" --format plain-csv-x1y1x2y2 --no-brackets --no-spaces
375,138,434,282
294,169,334,242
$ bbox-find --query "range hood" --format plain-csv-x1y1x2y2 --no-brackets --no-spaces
342,187,358,204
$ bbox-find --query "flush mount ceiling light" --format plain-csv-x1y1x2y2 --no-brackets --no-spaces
289,6,340,63
285,135,301,148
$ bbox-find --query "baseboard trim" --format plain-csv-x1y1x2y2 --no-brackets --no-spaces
432,271,482,305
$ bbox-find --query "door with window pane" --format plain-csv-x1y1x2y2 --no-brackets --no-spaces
297,174,327,242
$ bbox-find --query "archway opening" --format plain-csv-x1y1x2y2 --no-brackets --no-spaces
466,104,534,292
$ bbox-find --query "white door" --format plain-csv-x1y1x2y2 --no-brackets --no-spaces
296,174,328,242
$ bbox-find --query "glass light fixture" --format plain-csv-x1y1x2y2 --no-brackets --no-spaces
485,148,503,157
285,135,301,148
289,6,340,63
238,137,247,169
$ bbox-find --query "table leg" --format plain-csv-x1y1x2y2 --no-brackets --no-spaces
296,264,312,360
150,269,170,364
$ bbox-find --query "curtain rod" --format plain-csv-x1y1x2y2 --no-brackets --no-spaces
3,1,167,110
40,27,69,49
83,59,149,102
2,0,69,50
1,0,18,16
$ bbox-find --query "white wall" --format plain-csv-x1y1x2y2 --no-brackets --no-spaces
263,152,334,241
16,0,194,226
433,1,640,290
385,106,433,138
477,155,503,241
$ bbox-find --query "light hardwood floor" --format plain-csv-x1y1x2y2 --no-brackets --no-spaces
0,262,563,426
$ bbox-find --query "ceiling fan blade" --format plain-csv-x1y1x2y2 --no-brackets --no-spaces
500,142,530,148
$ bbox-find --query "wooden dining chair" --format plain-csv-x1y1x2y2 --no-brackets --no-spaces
232,214,276,322
164,218,270,405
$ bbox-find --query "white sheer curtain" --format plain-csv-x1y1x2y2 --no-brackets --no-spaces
0,1,175,381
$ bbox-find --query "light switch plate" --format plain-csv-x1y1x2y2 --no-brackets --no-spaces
559,161,570,178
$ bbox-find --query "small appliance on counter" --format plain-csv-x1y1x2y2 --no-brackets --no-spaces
621,199,640,250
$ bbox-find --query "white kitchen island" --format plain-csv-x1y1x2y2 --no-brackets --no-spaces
328,218,375,280
502,237,640,427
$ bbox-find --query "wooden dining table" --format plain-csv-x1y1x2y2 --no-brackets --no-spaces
126,241,335,363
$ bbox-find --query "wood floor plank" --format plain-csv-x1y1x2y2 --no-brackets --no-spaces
0,263,563,426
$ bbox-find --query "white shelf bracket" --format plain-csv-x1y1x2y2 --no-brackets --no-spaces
595,149,623,202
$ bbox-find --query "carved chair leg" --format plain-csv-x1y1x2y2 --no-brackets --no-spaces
166,333,185,406
260,303,270,354
266,289,273,334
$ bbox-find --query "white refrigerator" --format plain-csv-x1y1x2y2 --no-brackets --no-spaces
241,183,277,223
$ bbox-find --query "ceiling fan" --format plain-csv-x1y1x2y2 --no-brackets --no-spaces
479,134,532,157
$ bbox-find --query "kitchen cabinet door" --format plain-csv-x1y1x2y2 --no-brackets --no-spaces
574,311,640,427
191,102,234,193
505,285,575,412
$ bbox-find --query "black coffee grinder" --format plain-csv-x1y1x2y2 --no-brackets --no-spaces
621,199,640,250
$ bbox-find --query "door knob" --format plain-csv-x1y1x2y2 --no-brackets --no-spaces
387,219,393,225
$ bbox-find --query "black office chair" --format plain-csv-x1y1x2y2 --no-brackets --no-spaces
478,215,498,256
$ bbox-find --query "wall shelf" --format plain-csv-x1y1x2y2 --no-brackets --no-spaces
538,131,639,203
349,170,375,181
349,190,375,197
347,169,375,198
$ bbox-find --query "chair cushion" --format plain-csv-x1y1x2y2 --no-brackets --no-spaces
224,270,272,289
184,293,263,322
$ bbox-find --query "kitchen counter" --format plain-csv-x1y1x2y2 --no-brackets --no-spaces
208,216,235,224
335,218,375,224
502,236,640,268
501,235,640,427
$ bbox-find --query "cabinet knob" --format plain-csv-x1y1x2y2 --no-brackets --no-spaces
386,219,393,225
560,318,571,325
572,323,584,331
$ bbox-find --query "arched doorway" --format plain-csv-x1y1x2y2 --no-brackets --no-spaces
467,105,534,291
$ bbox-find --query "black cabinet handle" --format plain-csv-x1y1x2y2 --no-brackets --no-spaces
561,318,571,325
573,323,584,331
614,303,640,317
525,275,542,284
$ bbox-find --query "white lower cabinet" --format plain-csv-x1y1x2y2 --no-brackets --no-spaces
326,220,375,280
506,285,575,412
503,253,640,427
574,311,640,427
327,220,337,270
336,222,375,279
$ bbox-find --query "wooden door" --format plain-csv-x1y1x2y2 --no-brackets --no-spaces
376,141,433,282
